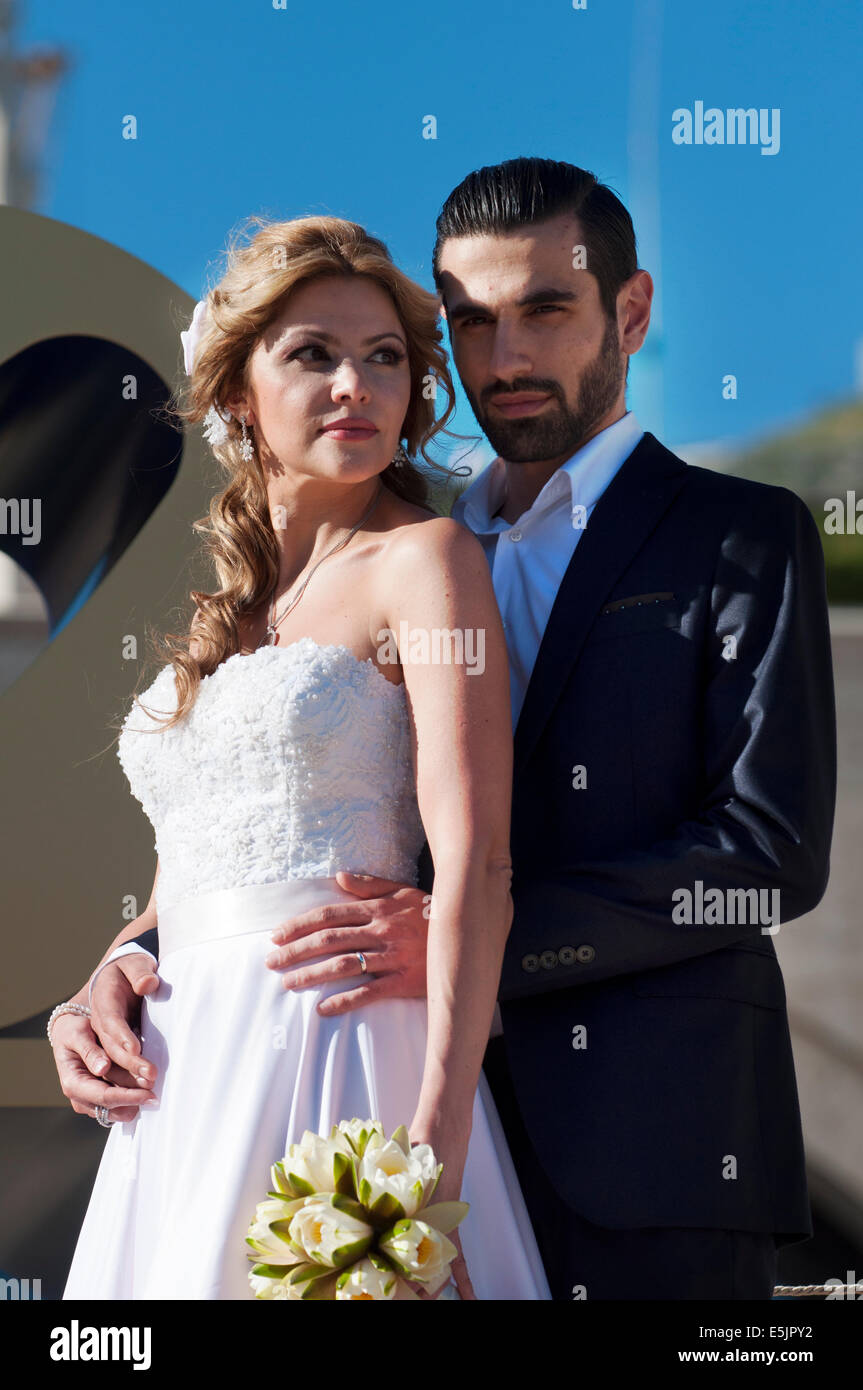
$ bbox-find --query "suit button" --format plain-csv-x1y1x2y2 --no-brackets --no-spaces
521,953,540,973
575,944,595,963
558,945,576,966
540,949,558,969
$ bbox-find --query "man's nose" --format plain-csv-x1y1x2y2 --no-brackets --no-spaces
486,326,532,381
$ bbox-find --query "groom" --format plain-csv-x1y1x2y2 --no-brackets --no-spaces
76,157,836,1300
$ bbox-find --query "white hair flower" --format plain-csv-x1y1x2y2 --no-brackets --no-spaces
180,295,234,445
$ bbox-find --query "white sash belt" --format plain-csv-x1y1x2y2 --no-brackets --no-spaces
157,875,362,957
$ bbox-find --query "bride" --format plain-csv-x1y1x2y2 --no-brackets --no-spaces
56,214,550,1300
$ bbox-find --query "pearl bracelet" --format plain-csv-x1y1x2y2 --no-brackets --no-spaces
47,1000,92,1047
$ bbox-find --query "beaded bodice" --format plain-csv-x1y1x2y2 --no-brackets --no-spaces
116,638,426,914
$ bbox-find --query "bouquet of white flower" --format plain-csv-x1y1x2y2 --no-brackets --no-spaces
245,1119,469,1300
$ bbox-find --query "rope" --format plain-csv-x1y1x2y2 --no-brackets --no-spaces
773,1282,862,1297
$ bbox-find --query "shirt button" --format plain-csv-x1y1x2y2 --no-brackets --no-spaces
558,945,576,966
539,949,559,970
509,529,522,542
575,945,596,963
521,953,540,973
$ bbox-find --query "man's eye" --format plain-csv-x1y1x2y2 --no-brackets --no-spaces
532,305,561,313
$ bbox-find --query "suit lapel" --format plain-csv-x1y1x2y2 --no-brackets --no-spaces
512,431,689,782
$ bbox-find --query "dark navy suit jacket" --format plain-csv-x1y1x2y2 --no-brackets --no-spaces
131,432,836,1243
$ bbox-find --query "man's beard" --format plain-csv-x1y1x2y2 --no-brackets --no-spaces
463,313,624,464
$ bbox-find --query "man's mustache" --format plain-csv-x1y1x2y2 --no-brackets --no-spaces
481,381,562,406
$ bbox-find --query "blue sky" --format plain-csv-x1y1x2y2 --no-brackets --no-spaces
18,0,863,462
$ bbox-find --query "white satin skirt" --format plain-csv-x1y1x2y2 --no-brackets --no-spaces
62,876,551,1300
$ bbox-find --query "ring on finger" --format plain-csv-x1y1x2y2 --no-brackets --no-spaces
94,1104,114,1127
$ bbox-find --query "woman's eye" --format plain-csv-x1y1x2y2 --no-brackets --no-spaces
289,345,328,361
287,345,405,364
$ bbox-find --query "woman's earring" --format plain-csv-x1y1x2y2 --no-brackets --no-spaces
240,415,255,463
391,443,410,468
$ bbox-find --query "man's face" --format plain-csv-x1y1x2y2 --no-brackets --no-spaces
436,212,629,464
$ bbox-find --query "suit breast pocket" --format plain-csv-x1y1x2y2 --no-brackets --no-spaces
631,946,787,1010
587,591,687,642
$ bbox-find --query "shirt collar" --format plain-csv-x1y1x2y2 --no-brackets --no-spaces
453,410,643,535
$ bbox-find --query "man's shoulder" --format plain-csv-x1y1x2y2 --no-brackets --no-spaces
644,433,806,524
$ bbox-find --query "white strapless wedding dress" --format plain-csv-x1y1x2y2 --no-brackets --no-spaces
63,638,550,1300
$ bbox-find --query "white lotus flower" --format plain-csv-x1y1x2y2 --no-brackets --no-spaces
335,1118,385,1156
379,1218,458,1289
289,1196,374,1268
282,1130,354,1196
248,1267,305,1300
245,1198,306,1262
357,1135,441,1218
334,1256,398,1301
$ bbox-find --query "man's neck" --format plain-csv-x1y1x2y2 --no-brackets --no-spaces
493,410,625,524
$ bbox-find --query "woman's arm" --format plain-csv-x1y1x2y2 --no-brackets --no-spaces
376,518,514,1191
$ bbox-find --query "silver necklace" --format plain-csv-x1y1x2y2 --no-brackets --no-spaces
259,481,384,648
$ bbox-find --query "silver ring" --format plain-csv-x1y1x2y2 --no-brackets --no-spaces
94,1105,114,1127
355,951,368,974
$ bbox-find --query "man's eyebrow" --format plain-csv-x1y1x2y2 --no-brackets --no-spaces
446,286,579,322
276,327,408,348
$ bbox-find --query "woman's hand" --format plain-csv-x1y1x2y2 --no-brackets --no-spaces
406,1128,476,1301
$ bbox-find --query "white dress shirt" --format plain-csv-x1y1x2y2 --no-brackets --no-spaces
452,410,644,730
452,410,644,1038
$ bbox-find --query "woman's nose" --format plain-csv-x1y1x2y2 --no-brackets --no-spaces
331,359,370,401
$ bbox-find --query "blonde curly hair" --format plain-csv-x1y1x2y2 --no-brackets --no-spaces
134,213,461,731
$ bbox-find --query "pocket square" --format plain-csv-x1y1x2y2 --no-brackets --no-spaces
601,591,675,615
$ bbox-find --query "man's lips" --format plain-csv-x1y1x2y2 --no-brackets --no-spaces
489,394,553,417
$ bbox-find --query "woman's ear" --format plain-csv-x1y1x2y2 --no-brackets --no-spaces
223,392,252,425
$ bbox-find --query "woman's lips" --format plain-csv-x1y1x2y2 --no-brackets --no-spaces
322,427,378,440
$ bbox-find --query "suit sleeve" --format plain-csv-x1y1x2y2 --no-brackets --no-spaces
102,928,159,965
498,487,837,1000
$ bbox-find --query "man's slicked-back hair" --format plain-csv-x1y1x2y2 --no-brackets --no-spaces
431,157,638,320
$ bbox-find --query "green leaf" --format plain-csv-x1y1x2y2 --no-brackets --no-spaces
267,1219,298,1243
288,1262,334,1286
271,1160,295,1196
330,1233,375,1268
330,1193,370,1223
250,1261,295,1279
368,1191,407,1225
264,1192,306,1215
333,1151,357,1197
301,1271,341,1300
414,1201,470,1234
368,1250,397,1274
286,1171,316,1197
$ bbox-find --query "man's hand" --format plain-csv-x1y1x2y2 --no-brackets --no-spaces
265,873,429,1016
89,954,161,1083
51,954,161,1122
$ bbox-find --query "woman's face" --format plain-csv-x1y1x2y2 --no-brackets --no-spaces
234,273,413,484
